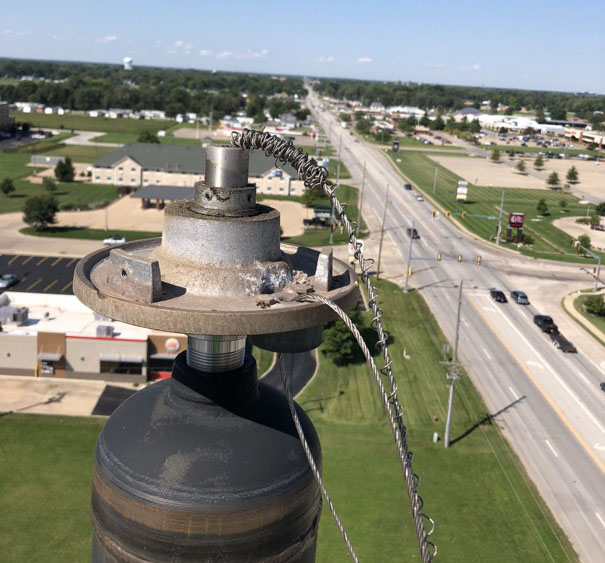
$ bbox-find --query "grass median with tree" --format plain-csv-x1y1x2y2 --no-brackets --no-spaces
0,153,118,213
0,282,576,562
389,150,604,263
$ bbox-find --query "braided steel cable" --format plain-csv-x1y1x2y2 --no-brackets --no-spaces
277,353,359,563
231,129,436,562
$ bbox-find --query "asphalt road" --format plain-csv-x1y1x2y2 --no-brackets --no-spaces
261,351,317,397
310,94,605,562
0,253,76,295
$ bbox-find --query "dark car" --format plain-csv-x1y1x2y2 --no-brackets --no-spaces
406,227,420,239
0,273,19,289
534,315,558,333
403,183,413,190
550,332,577,353
510,291,529,305
490,289,508,303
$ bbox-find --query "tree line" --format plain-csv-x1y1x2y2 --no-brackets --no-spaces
0,58,307,118
316,79,605,126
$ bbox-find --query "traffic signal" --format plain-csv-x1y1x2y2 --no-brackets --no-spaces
446,211,451,218
461,211,467,219
437,253,442,261
407,266,413,278
476,255,482,266
457,254,462,262
432,210,436,218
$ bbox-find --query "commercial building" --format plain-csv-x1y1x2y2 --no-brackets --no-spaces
0,101,13,131
0,292,186,383
92,143,305,196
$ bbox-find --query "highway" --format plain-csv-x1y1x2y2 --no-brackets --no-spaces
309,95,605,562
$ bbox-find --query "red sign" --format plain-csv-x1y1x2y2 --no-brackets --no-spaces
509,212,525,228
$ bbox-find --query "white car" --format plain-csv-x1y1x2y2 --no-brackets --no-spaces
103,235,126,246
416,195,424,202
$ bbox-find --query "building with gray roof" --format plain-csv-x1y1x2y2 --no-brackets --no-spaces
92,143,304,196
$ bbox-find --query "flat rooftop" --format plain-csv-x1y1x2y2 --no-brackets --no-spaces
1,292,155,340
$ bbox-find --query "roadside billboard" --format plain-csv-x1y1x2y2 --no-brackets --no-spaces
509,212,525,228
456,181,468,202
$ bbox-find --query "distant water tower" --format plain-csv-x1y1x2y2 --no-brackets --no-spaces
123,57,133,71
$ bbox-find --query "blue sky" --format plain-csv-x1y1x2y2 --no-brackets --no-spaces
1,0,604,93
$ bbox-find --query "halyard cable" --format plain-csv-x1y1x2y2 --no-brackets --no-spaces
231,129,436,562
277,353,359,563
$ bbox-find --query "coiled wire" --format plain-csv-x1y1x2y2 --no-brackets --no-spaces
231,129,436,562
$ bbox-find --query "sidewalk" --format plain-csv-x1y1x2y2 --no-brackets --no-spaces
562,288,605,346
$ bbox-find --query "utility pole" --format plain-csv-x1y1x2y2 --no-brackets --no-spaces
376,184,390,280
496,191,505,245
329,134,342,245
356,160,366,239
444,281,463,449
432,166,438,195
403,219,415,293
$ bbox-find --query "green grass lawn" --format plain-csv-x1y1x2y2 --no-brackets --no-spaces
20,227,161,241
12,112,174,134
0,283,576,562
302,281,576,562
390,151,604,263
90,132,204,147
0,414,104,562
327,158,351,179
284,185,367,247
43,144,116,162
0,153,118,213
573,294,605,336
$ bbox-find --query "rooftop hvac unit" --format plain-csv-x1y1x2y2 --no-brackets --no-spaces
96,325,114,338
13,307,29,324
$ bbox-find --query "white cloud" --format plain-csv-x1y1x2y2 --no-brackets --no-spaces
5,29,29,37
239,48,268,59
167,40,193,55
356,56,372,64
199,49,211,56
174,40,184,48
472,63,480,71
52,34,66,42
316,55,335,63
424,61,445,69
96,35,117,43
215,49,268,60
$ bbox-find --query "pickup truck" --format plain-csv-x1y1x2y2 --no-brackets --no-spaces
406,228,420,239
534,315,558,333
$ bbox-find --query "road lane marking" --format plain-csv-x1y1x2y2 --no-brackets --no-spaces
467,295,605,474
508,386,519,400
22,255,34,265
26,278,42,291
50,257,62,267
544,439,559,458
59,281,72,294
43,280,58,292
483,348,492,360
65,258,77,267
488,298,605,435
526,360,544,370
596,512,605,530
8,255,19,265
36,256,48,266
482,306,495,312
577,371,591,387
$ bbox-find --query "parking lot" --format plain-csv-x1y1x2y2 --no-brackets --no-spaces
0,253,77,295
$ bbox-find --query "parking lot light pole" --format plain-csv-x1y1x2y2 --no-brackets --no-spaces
403,219,415,293
376,184,390,281
496,191,504,245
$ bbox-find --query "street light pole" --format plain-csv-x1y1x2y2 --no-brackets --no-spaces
445,281,463,449
376,184,390,281
403,219,415,293
496,191,505,245
356,160,366,239
329,134,343,245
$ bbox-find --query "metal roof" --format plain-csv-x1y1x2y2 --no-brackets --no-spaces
94,143,299,178
131,186,194,201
